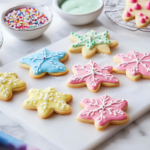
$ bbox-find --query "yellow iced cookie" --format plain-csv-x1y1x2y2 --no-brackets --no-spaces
0,72,26,101
23,87,73,119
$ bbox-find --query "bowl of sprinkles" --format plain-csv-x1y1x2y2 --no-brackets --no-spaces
1,3,53,40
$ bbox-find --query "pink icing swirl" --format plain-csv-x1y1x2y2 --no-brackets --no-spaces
139,13,143,16
140,18,146,23
115,51,150,76
128,8,133,12
144,15,149,19
67,60,119,90
146,2,150,10
126,11,131,17
78,95,128,126
134,3,141,10
130,0,137,3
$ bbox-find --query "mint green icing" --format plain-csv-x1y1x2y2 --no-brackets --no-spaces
59,0,101,14
71,30,111,50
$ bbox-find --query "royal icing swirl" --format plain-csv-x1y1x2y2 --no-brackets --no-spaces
23,87,72,118
71,30,111,50
78,95,128,126
0,72,25,99
115,51,150,76
20,47,67,75
67,60,119,90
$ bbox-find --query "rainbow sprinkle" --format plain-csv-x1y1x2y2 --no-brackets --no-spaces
5,7,49,29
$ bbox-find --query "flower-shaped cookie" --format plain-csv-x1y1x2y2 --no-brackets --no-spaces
66,60,119,92
123,0,150,28
77,95,129,131
113,51,150,81
0,72,26,101
23,87,73,119
68,30,118,58
19,47,69,79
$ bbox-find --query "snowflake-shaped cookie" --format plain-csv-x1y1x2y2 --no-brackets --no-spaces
123,0,150,28
77,95,129,131
113,51,150,81
0,72,26,101
19,47,69,79
68,30,118,58
23,87,72,119
66,60,119,92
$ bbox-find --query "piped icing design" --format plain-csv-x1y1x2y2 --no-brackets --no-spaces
20,47,67,75
134,3,141,10
77,95,128,126
144,15,149,19
130,0,137,3
67,60,119,91
126,11,131,17
23,87,72,118
128,8,133,12
139,13,143,16
140,18,146,23
146,2,150,10
0,72,25,99
115,51,150,76
71,30,111,50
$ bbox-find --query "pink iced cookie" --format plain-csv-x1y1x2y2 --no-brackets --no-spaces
113,51,150,81
123,0,150,28
77,95,129,131
66,60,119,93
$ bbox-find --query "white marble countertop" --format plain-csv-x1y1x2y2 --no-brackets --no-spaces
0,0,150,150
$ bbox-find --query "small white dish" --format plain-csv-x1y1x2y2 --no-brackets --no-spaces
53,0,103,25
1,2,53,40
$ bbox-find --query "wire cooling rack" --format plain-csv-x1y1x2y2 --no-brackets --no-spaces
104,0,150,36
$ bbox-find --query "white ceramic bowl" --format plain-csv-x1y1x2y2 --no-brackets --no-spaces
53,0,103,25
1,3,53,40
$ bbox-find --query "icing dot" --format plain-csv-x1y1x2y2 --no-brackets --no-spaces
126,12,131,17
43,57,45,59
139,13,143,16
144,15,149,19
140,18,146,23
130,0,137,3
128,8,133,12
146,2,150,10
134,3,141,10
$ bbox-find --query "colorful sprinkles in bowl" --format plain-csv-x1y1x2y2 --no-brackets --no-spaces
4,7,49,29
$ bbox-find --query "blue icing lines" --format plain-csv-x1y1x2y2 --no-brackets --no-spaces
20,48,67,75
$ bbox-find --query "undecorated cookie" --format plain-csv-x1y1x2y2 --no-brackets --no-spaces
68,30,118,58
19,47,69,79
77,95,129,131
113,51,150,81
23,87,73,119
66,60,119,93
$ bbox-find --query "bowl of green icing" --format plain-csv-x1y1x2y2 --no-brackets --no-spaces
53,0,103,25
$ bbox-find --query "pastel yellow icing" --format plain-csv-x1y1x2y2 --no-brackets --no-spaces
23,87,72,117
0,72,25,98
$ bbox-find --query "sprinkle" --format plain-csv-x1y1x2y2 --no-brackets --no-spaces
5,7,49,29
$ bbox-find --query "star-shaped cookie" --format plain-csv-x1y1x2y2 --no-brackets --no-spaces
66,60,119,93
77,95,129,131
113,51,150,81
68,30,118,58
0,72,26,101
19,47,69,79
23,87,73,119
123,0,150,28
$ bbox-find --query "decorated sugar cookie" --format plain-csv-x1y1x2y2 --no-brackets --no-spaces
113,51,150,81
77,95,129,131
0,72,26,101
66,60,119,93
19,47,69,79
23,87,72,119
123,0,150,28
68,30,118,58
